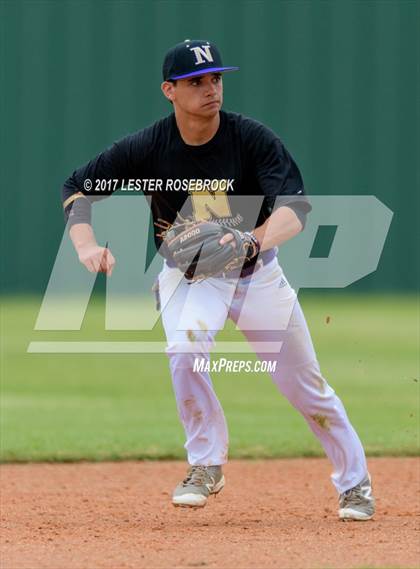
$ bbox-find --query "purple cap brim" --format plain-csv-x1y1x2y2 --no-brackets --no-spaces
170,66,239,80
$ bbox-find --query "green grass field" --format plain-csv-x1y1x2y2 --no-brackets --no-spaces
1,293,418,462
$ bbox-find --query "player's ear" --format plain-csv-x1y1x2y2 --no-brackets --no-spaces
161,81,176,103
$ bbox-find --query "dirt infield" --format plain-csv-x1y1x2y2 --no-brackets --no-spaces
1,458,419,569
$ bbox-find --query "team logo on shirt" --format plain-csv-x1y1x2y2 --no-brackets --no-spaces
190,181,232,220
189,181,243,227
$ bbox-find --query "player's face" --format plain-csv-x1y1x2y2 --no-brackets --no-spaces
163,73,223,118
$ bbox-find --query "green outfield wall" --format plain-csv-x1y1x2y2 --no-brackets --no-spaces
1,0,418,293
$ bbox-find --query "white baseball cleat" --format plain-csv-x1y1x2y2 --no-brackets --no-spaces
338,473,375,520
172,465,225,507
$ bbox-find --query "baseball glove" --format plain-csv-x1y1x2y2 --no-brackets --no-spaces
156,216,260,281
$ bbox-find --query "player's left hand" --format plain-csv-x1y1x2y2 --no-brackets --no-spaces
219,233,235,247
161,218,260,281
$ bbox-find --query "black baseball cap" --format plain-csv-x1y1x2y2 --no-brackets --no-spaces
162,39,239,81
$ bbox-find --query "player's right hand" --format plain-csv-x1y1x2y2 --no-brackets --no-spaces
77,244,115,276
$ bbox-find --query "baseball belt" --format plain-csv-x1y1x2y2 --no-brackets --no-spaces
166,248,276,279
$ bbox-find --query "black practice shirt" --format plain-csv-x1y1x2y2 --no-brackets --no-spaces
62,110,311,258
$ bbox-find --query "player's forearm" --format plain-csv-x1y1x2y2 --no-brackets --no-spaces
253,206,303,251
69,223,98,253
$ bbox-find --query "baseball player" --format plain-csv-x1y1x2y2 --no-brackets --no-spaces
62,40,375,520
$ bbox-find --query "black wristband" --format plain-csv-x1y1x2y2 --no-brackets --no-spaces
64,194,92,227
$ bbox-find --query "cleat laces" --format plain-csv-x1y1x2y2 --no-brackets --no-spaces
182,465,211,487
340,481,372,507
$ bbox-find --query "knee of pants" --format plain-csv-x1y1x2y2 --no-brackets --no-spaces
167,351,210,371
273,362,335,407
165,329,214,358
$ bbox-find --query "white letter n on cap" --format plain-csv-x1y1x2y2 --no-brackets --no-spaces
190,45,214,65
